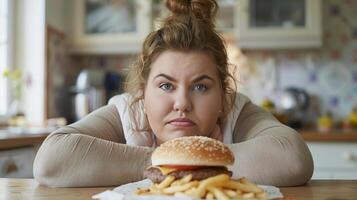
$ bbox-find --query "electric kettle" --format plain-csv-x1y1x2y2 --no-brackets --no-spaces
280,87,310,128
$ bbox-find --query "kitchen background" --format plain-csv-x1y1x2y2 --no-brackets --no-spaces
0,0,356,180
44,0,357,128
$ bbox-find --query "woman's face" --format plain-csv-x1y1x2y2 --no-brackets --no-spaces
144,50,223,144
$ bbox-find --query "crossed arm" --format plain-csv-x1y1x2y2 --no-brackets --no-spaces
33,105,153,187
34,103,313,187
228,101,313,186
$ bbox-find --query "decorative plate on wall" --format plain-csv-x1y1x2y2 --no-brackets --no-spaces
318,61,352,96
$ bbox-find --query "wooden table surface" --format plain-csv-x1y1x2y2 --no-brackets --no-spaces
1,179,356,200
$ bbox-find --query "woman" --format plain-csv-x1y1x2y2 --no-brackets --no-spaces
33,0,313,187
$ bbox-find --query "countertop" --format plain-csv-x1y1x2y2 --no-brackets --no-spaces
0,127,53,150
1,179,356,200
1,127,357,151
299,130,357,142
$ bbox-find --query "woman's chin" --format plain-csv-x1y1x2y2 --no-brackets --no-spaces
161,130,207,141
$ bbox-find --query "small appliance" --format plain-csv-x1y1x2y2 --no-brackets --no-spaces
71,69,122,121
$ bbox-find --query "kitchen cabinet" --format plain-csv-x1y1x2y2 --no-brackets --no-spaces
69,0,322,54
307,142,357,180
236,0,322,49
216,0,238,35
0,129,49,178
151,0,168,30
70,0,151,54
152,0,322,48
151,0,237,37
0,147,37,178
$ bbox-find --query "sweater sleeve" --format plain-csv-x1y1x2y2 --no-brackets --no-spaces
33,104,154,187
227,101,314,187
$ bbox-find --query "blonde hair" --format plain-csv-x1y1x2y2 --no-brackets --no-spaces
124,0,237,131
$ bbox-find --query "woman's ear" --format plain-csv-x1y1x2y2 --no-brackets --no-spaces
220,93,225,117
219,97,224,117
218,109,223,117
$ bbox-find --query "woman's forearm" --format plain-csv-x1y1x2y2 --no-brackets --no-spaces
33,131,153,187
227,127,314,187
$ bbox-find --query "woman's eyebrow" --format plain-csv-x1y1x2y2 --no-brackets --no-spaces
193,75,215,83
154,73,176,81
154,74,214,82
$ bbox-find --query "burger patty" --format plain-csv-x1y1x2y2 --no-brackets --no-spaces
144,167,233,183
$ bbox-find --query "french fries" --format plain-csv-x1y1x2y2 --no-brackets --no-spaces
134,174,267,200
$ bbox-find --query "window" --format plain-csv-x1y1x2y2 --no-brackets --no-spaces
0,0,12,115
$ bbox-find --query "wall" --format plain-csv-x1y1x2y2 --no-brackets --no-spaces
237,0,357,120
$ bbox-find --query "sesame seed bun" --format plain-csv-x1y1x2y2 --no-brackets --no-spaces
151,136,235,166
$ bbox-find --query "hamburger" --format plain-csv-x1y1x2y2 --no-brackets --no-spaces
144,136,235,183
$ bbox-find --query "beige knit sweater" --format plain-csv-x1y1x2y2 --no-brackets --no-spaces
33,93,313,187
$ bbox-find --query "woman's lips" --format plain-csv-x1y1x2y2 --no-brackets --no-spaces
169,118,195,127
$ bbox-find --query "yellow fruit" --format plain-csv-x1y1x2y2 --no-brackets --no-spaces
318,116,332,126
348,112,357,126
261,99,275,112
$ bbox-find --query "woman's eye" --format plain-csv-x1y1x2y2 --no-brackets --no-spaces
159,83,174,91
192,84,208,92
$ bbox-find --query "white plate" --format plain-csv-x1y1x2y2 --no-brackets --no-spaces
318,61,352,95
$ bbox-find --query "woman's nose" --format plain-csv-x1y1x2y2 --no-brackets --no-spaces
173,90,192,113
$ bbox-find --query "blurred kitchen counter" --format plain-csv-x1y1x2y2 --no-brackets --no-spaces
2,127,357,149
299,129,357,142
0,127,54,178
0,127,52,150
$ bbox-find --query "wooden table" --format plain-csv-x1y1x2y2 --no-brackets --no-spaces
1,179,357,200
0,178,111,200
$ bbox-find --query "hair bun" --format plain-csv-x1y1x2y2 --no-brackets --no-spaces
165,0,218,25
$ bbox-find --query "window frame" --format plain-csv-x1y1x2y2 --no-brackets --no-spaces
0,0,14,116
